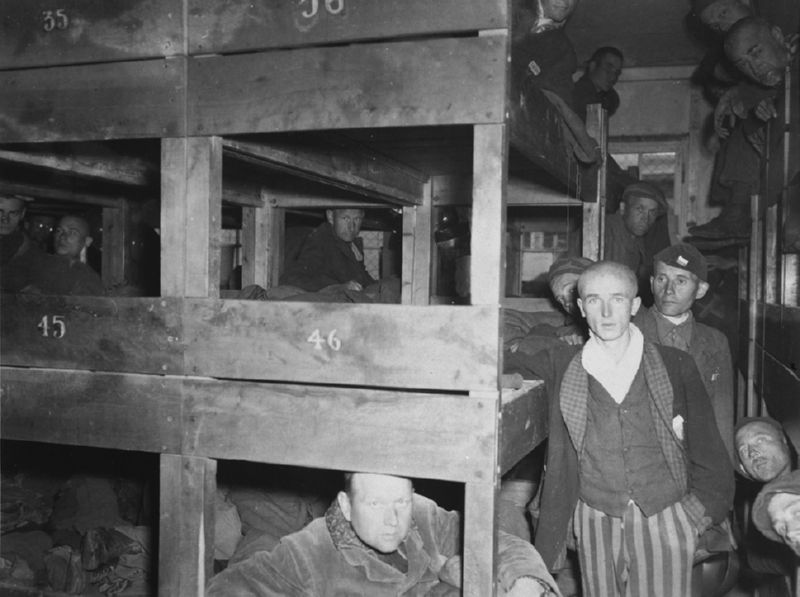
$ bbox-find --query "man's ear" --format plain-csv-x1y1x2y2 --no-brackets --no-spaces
631,296,642,317
325,210,334,225
695,280,710,301
577,298,585,318
337,491,352,522
618,201,627,217
649,275,656,294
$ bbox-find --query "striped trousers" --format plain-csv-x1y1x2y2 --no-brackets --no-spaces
574,499,696,597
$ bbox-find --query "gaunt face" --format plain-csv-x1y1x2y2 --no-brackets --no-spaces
589,53,623,92
338,473,413,554
550,273,580,315
768,493,800,556
578,267,640,343
0,196,26,236
540,0,578,24
727,23,790,88
620,196,660,237
328,209,365,243
736,422,792,482
651,262,707,318
54,216,91,260
700,0,751,33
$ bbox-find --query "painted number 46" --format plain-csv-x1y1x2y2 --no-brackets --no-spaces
38,315,66,338
307,329,341,351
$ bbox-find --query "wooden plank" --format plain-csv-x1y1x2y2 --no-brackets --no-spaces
0,147,155,186
0,181,125,208
0,367,183,453
401,206,417,305
410,183,433,305
188,36,507,135
101,205,128,291
240,204,270,289
182,301,500,391
161,138,189,298
499,382,548,474
223,138,426,206
159,455,216,597
584,104,607,260
0,294,183,374
0,0,183,69
189,0,506,54
471,124,507,306
0,59,185,143
183,380,496,482
432,175,472,207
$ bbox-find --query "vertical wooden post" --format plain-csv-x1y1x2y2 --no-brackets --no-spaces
746,194,762,416
101,203,128,291
402,181,433,305
583,104,607,260
161,136,223,298
159,454,216,597
401,207,416,305
241,197,271,290
766,204,779,304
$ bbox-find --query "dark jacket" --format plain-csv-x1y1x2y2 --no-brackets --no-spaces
572,74,620,122
207,494,559,596
634,307,734,460
531,341,734,569
0,231,51,292
281,222,374,292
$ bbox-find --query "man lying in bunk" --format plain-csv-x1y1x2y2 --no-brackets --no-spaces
753,470,800,558
634,243,734,460
207,471,561,596
529,261,734,597
0,193,50,292
603,181,668,304
281,208,375,294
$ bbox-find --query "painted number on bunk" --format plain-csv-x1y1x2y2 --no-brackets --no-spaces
307,329,342,351
295,0,344,30
41,9,70,32
38,315,66,338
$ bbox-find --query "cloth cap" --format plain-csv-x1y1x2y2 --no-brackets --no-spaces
752,470,800,542
691,0,721,16
653,243,708,282
548,256,593,284
622,181,667,213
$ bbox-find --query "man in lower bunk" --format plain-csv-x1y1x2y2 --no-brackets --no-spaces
281,208,375,293
603,182,668,304
736,416,794,484
634,243,734,460
530,261,734,597
206,471,561,596
753,470,800,558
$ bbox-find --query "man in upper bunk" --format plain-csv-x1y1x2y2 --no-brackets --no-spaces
280,208,375,294
0,192,51,293
572,46,623,123
206,471,561,596
38,214,104,296
530,261,734,597
633,243,735,460
603,181,667,304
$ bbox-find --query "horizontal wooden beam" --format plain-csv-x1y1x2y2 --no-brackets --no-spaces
0,181,126,209
189,0,506,54
499,381,548,474
223,138,425,206
0,58,185,143
1,367,514,482
0,148,155,186
188,36,507,136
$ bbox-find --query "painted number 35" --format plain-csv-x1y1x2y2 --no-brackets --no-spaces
298,0,344,19
41,9,69,32
38,315,66,338
307,329,341,351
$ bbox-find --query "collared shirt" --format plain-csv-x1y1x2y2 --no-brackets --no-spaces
654,310,694,352
581,323,644,404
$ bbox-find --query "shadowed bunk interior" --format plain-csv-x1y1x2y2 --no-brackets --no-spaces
0,2,610,595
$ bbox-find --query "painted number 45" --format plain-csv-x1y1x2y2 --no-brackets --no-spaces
38,315,66,338
307,329,341,351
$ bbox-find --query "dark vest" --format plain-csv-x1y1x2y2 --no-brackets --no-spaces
579,367,682,516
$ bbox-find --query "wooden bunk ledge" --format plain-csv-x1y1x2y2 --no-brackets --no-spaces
222,137,427,206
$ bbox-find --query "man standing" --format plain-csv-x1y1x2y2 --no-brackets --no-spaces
207,472,560,596
281,208,375,293
532,261,734,596
604,182,667,302
634,243,734,459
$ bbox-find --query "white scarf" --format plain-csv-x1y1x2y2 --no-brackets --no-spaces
581,323,644,404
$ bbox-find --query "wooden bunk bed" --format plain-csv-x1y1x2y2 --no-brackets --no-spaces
0,2,607,595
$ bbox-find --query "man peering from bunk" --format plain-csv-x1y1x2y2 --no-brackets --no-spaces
280,208,375,294
0,193,51,293
603,181,667,303
206,472,562,596
735,416,794,484
633,243,735,461
572,46,624,123
38,214,104,296
529,261,734,597
752,470,800,557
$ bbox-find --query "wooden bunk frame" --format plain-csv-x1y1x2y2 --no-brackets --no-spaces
0,2,606,594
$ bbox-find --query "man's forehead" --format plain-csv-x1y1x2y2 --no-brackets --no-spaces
738,421,781,441
58,217,88,232
654,261,694,278
335,209,364,217
0,196,25,210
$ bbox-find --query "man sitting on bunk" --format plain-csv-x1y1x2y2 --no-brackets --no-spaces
281,208,375,294
39,214,104,296
207,471,561,596
603,181,667,303
572,46,623,123
634,243,734,460
530,261,734,597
